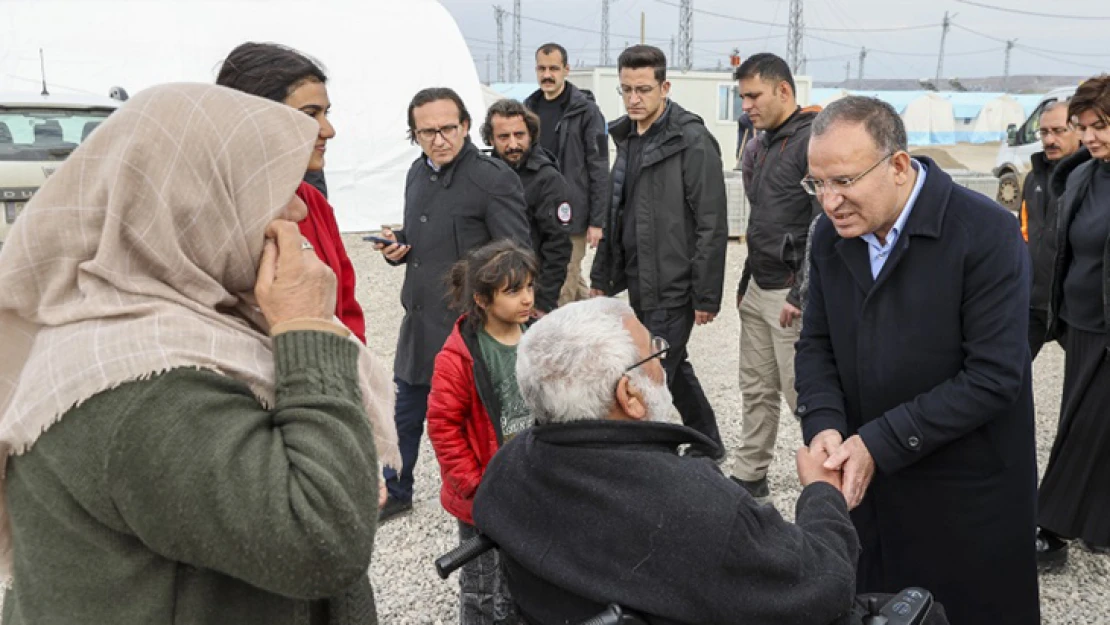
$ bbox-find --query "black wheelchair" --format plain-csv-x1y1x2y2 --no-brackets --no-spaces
436,534,943,625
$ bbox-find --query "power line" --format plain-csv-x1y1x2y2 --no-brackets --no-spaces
952,21,1110,70
954,0,1110,20
653,0,938,32
806,32,999,58
506,9,670,42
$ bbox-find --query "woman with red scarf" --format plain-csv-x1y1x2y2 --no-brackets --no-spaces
217,42,366,343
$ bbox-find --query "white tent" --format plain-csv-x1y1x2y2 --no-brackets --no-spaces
964,94,1027,144
901,93,956,146
0,0,484,231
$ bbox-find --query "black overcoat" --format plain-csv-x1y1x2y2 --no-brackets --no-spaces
796,158,1040,625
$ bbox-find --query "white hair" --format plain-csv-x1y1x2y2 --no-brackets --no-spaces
516,298,640,425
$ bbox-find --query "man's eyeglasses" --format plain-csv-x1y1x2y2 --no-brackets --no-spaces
415,124,461,142
1038,126,1072,138
617,85,656,98
800,153,893,197
625,336,670,373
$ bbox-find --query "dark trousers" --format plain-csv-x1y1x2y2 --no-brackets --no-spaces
383,376,430,502
636,304,723,456
1029,308,1051,360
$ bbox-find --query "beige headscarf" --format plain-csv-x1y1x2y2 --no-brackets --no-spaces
0,83,399,581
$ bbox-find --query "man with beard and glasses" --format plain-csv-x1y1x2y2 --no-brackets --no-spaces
482,99,572,317
471,297,862,625
1020,100,1080,359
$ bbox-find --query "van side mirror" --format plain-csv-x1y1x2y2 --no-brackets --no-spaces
1006,124,1018,145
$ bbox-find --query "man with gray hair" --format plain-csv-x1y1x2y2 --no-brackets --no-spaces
472,298,861,625
1020,99,1080,358
796,95,1039,624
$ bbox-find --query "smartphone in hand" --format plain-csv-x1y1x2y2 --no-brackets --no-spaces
363,235,408,248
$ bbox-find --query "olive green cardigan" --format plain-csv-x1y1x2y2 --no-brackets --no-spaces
2,331,378,625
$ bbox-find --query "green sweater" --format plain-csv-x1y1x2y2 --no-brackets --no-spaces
2,331,379,625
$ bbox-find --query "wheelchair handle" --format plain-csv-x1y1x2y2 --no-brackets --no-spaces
578,604,647,625
434,533,497,579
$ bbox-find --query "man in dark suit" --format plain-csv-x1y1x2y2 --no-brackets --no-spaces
795,96,1040,624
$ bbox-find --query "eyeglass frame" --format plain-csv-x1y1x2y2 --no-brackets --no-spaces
625,336,670,373
414,124,462,142
616,84,658,98
800,152,894,197
1037,125,1073,138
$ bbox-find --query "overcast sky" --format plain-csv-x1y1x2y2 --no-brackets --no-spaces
440,0,1109,83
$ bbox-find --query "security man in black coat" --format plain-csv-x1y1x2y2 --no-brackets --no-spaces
374,88,531,521
590,46,728,458
482,99,572,316
1019,100,1080,358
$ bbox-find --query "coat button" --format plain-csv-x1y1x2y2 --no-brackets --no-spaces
415,304,423,312
420,215,428,223
796,404,807,414
412,261,420,268
908,436,921,449
431,174,438,181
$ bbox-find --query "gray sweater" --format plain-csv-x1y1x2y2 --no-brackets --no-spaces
3,331,378,625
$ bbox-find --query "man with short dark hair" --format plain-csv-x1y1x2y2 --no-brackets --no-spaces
797,95,1039,624
590,45,728,458
482,99,572,316
1021,100,1080,358
525,43,609,306
374,87,531,522
731,52,822,500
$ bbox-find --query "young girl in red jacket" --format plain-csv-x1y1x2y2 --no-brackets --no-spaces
428,239,538,625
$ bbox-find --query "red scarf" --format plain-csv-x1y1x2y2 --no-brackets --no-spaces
295,182,367,343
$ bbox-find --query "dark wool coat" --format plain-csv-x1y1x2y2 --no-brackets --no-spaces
796,158,1040,625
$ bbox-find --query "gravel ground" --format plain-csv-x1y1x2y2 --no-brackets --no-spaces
349,234,1110,625
2,235,1098,623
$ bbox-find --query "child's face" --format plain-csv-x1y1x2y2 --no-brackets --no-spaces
484,277,535,326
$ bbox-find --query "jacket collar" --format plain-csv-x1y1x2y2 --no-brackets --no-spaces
424,139,477,187
532,419,717,452
517,146,558,173
1050,147,1093,199
526,81,591,117
762,105,819,146
609,101,699,167
834,157,950,292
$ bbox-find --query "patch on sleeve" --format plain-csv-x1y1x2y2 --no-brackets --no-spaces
557,202,573,224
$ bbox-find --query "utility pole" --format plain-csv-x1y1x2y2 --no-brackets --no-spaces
936,11,953,84
1003,39,1016,91
787,0,804,75
494,5,506,82
641,11,646,44
601,0,611,66
512,0,522,82
670,35,676,67
858,47,867,84
800,55,807,75
845,61,851,84
678,0,693,71
485,54,491,84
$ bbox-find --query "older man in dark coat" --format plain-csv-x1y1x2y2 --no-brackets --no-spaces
796,96,1039,625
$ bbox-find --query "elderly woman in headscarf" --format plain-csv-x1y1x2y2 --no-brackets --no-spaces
0,83,397,625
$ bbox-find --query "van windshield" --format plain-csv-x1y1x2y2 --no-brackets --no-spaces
0,107,114,161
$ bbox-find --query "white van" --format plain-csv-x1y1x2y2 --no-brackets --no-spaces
993,86,1076,211
0,91,121,247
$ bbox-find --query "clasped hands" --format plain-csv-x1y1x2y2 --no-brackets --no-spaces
796,429,875,510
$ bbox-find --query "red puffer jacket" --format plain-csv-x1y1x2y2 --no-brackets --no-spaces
427,316,503,525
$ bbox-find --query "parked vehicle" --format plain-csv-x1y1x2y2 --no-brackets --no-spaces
0,91,122,246
993,86,1076,211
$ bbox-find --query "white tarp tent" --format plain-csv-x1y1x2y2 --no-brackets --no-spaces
901,93,956,145
0,0,484,231
963,94,1027,144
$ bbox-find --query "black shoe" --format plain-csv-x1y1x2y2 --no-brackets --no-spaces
1077,539,1110,555
378,496,413,524
1036,528,1068,572
731,475,770,502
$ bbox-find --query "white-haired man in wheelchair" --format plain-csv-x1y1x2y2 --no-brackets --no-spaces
465,298,945,625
